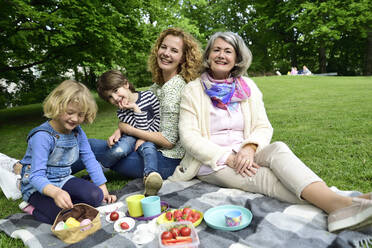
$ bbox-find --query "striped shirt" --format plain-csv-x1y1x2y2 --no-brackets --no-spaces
116,90,160,132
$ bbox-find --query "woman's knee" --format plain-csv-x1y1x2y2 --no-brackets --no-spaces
270,141,290,153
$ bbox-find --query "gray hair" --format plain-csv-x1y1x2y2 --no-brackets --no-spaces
202,31,252,77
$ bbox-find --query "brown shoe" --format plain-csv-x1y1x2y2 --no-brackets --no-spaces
143,172,163,196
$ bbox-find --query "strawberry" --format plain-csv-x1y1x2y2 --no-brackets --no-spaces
165,211,173,221
186,215,193,222
192,211,200,220
173,209,183,219
170,227,180,238
182,207,192,216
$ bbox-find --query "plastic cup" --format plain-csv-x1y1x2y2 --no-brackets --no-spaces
140,196,161,218
126,194,145,217
224,210,242,227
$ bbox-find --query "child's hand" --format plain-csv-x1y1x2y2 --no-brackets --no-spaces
135,139,145,151
99,184,117,204
107,128,121,148
53,189,74,209
44,185,73,209
120,102,141,113
103,194,117,204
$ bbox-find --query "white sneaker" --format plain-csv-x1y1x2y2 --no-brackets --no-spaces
0,167,21,200
328,198,372,232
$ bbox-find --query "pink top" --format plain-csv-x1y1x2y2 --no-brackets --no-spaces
197,104,245,176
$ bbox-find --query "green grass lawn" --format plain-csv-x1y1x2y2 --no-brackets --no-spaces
0,76,371,246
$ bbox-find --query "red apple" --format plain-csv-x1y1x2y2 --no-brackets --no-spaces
120,222,129,230
110,211,119,221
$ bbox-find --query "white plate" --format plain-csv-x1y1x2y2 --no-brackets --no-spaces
106,211,125,223
114,217,135,233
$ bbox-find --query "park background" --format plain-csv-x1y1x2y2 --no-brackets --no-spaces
0,1,371,246
0,0,371,108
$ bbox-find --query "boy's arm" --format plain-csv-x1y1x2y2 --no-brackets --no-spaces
118,123,173,149
107,128,122,148
130,92,160,132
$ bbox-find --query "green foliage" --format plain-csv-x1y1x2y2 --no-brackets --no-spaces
0,0,371,108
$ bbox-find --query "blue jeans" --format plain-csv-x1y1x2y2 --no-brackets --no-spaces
72,138,180,179
94,135,136,168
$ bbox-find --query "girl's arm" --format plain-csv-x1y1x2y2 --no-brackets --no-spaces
78,127,117,203
28,132,73,208
43,184,73,209
77,127,107,186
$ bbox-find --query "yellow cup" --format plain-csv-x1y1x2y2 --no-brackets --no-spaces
126,194,145,217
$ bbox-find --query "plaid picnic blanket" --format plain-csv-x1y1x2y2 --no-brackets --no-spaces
1,178,372,248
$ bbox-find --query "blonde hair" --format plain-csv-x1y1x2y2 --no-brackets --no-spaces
43,80,97,124
147,27,202,84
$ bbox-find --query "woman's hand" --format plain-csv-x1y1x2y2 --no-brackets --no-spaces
107,128,121,148
99,184,117,204
233,144,260,177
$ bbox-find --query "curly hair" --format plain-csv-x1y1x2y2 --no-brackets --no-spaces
147,27,202,84
43,80,97,124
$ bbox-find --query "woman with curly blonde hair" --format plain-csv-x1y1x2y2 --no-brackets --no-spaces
148,27,202,84
80,27,202,195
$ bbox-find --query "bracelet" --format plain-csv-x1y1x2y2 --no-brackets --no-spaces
246,143,258,152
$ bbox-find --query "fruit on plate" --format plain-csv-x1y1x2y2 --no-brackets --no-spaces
180,226,191,236
170,227,180,238
160,226,193,245
161,231,173,240
110,211,119,221
157,208,204,227
120,222,129,230
166,211,173,221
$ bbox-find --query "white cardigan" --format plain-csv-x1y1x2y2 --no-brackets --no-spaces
168,76,274,181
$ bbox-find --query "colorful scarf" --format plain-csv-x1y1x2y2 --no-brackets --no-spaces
201,72,251,111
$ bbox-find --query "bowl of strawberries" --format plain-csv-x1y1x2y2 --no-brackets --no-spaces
158,221,199,247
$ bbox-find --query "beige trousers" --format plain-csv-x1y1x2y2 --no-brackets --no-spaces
198,141,323,204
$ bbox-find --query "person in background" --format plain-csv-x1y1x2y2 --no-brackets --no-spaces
290,66,298,75
169,31,372,233
18,80,116,224
74,27,203,196
302,65,312,75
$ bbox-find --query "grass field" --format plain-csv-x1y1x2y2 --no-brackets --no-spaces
0,76,371,246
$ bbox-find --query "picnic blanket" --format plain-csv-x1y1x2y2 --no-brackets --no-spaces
1,178,372,248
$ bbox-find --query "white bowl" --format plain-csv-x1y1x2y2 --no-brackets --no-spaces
105,211,125,223
114,217,135,233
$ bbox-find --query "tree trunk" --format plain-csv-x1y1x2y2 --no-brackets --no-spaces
319,45,327,73
364,31,372,76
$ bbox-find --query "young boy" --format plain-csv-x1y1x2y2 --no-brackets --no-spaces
96,70,163,196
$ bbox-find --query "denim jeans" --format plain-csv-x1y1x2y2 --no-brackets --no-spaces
93,135,136,168
72,138,180,179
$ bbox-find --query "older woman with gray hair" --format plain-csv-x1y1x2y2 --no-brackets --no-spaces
169,31,372,233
